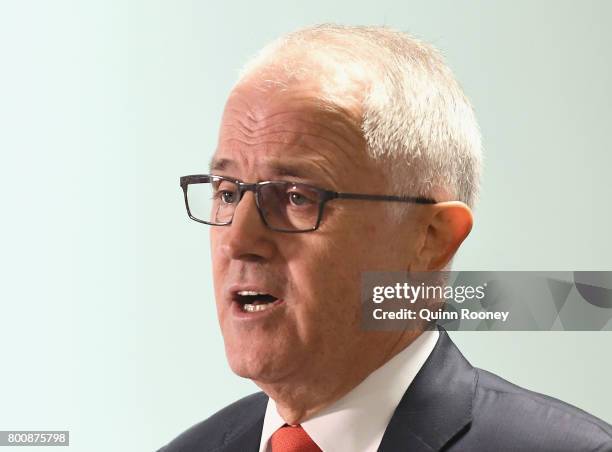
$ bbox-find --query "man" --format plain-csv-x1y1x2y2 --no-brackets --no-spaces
160,24,612,451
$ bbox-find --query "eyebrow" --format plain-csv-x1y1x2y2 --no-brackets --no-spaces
209,157,234,173
208,157,329,183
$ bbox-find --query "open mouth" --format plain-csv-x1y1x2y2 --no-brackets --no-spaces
234,290,280,313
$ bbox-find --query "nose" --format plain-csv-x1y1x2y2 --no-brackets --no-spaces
216,190,276,262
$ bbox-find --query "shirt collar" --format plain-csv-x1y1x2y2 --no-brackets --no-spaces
259,329,439,452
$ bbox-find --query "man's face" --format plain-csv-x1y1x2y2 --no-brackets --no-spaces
210,76,423,385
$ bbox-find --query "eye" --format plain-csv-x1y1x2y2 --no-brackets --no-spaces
289,192,309,206
220,190,235,204
286,186,317,207
213,188,236,204
212,179,238,204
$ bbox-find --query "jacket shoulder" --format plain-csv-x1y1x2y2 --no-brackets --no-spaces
463,368,612,451
158,392,268,452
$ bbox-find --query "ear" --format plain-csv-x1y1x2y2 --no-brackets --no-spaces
412,201,474,271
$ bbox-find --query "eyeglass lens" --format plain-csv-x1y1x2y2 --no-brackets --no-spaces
186,178,322,231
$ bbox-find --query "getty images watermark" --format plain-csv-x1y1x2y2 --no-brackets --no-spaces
361,272,612,331
371,280,503,322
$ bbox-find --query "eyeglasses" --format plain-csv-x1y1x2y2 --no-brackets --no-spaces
180,174,437,233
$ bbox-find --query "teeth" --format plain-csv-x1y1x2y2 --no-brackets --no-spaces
237,290,265,296
242,303,275,313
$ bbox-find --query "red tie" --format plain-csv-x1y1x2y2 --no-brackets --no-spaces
270,424,322,452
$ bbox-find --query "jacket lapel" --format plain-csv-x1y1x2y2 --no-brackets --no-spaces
222,417,265,452
221,396,267,452
378,327,477,451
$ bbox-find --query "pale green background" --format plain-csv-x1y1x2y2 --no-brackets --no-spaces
0,1,610,451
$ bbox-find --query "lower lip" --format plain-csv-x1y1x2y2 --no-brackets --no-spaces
230,299,285,319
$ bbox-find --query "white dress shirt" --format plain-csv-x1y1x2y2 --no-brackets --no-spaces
258,329,439,452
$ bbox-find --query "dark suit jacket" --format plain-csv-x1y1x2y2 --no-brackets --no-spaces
158,328,612,451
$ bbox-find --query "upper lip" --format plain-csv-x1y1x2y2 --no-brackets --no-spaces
227,284,282,302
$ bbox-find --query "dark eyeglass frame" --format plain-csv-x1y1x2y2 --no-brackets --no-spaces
180,174,437,233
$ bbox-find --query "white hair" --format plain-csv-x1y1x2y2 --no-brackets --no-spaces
236,24,483,210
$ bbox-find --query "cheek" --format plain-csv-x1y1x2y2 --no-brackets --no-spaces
288,240,364,324
359,220,417,269
210,229,221,257
210,234,228,295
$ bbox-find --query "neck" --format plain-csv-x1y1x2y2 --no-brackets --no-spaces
255,330,422,424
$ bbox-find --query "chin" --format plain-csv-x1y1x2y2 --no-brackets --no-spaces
225,345,267,378
227,361,257,379
225,347,291,383
227,358,274,382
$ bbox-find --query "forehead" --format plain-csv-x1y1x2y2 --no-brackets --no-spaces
212,79,377,188
221,78,362,143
